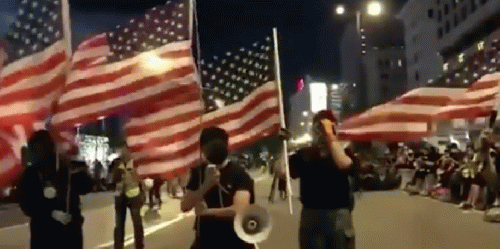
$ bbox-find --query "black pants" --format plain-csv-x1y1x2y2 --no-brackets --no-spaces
300,208,355,249
149,186,162,209
30,217,83,249
114,195,144,249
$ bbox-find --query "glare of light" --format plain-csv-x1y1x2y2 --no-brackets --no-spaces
367,1,383,16
300,122,305,126
458,53,465,63
477,41,485,51
214,99,225,108
331,84,339,90
97,116,106,120
353,83,356,87
292,133,313,144
140,52,174,73
302,111,308,117
335,5,346,15
428,79,434,84
443,63,449,71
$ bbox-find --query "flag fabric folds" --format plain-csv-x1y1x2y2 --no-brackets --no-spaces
438,72,500,128
51,0,195,130
339,87,466,141
0,0,72,187
200,36,281,151
0,0,71,126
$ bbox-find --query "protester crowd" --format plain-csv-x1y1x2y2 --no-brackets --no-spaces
384,131,500,220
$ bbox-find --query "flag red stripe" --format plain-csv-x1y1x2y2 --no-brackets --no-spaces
338,131,430,142
447,93,496,106
229,124,280,151
468,80,498,91
56,67,195,113
128,91,201,119
77,34,107,50
0,74,66,105
71,57,106,71
226,106,280,138
203,90,278,127
395,96,455,106
139,162,196,181
63,49,191,93
135,143,199,165
54,81,198,129
342,113,435,129
1,52,66,88
0,108,50,127
127,110,201,136
130,124,202,153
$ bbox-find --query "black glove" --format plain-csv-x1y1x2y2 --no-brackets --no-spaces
278,128,291,140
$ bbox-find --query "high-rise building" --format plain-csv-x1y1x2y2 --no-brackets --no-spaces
340,18,407,112
398,0,500,89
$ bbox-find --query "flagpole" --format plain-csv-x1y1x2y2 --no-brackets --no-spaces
61,0,72,57
272,27,293,215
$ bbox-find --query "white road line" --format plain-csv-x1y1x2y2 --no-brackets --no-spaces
96,176,268,248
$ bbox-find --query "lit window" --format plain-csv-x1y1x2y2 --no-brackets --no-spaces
443,63,449,71
398,59,403,67
477,41,485,51
458,53,465,63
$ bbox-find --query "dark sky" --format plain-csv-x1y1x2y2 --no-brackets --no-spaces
1,0,408,96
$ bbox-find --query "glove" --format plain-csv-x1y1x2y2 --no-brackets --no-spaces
278,128,291,140
51,210,72,225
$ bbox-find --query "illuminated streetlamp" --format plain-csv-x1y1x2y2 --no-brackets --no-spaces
367,1,383,16
336,5,346,15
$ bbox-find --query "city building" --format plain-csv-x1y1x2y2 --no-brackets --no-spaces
398,0,500,89
288,76,344,145
340,18,407,113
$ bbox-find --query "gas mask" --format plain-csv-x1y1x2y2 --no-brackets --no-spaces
203,139,229,165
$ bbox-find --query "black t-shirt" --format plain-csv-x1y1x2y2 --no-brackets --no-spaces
186,161,255,247
289,146,351,210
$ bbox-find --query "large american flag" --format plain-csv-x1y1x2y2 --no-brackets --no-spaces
0,0,71,186
0,0,70,126
124,35,281,179
339,87,466,141
200,35,281,150
51,0,195,130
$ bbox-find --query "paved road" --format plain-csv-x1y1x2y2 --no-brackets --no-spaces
124,178,500,249
2,171,500,249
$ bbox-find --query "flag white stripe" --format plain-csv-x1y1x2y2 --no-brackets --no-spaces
0,62,66,96
0,90,61,116
202,81,278,121
59,57,194,104
0,154,16,175
1,41,66,76
136,152,199,175
127,101,202,127
66,40,191,84
52,73,196,124
131,131,200,160
341,122,428,134
229,113,281,145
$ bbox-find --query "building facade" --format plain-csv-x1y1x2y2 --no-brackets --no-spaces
340,18,407,112
398,0,500,89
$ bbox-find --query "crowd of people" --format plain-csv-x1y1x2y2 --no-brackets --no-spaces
386,130,500,217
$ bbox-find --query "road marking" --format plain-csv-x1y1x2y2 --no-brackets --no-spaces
96,176,268,248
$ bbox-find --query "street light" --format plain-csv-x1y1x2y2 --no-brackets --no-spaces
367,1,383,16
336,5,346,15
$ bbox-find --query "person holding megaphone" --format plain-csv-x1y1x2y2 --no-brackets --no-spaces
181,127,256,249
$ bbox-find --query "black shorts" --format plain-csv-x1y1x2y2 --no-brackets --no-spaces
472,174,487,187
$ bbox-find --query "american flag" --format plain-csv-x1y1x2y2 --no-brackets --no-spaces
51,0,195,130
339,87,466,141
0,0,70,126
0,0,71,186
124,35,281,179
200,35,281,150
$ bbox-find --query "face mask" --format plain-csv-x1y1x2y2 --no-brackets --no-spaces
203,140,229,165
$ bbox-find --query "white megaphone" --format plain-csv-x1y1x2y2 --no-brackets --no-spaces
234,204,273,244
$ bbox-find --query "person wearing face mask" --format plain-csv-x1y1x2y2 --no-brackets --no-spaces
288,110,355,249
17,130,93,249
181,127,255,249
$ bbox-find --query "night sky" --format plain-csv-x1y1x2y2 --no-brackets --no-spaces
1,0,408,99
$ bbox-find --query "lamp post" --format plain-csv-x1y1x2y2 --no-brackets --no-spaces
335,1,384,36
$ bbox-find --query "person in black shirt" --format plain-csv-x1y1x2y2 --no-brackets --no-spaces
17,130,93,249
289,110,354,249
181,127,255,249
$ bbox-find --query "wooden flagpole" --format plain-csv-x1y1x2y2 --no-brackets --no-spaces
272,28,293,215
61,0,72,57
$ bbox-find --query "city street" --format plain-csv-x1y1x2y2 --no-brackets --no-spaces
1,171,500,249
